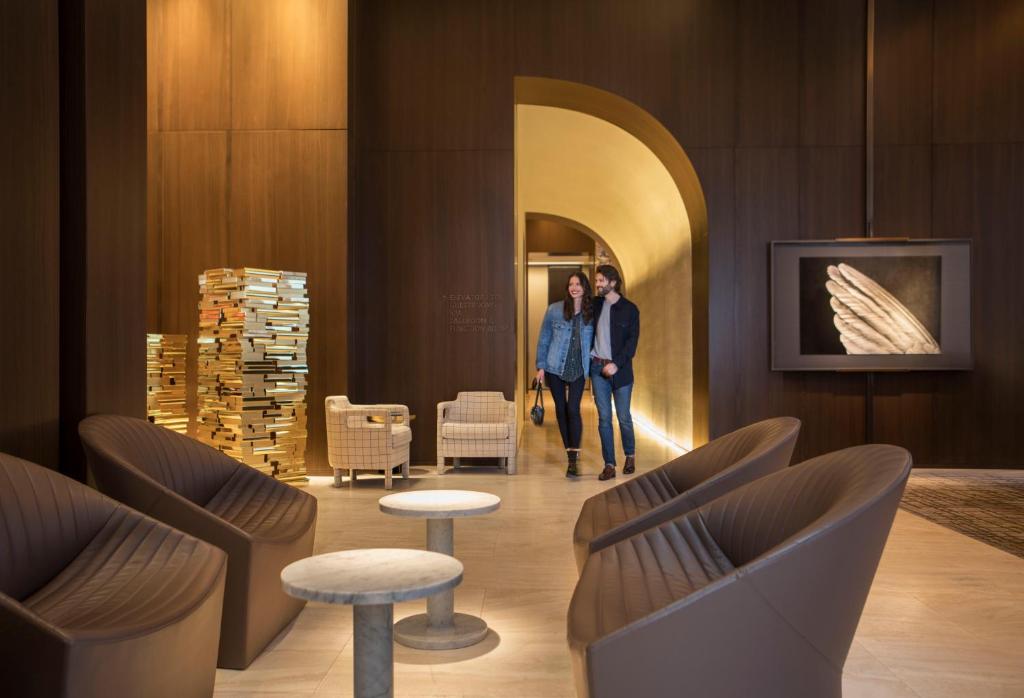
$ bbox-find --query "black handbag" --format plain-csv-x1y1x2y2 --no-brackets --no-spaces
530,380,545,426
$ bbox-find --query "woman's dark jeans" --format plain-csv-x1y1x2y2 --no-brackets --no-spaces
544,371,585,449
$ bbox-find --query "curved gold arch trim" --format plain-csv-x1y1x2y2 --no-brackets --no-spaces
525,211,623,279
515,77,710,444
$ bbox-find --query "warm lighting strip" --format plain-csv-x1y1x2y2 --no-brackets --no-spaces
631,411,690,455
196,268,309,481
146,334,188,434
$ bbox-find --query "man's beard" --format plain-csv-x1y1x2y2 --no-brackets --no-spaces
596,286,609,296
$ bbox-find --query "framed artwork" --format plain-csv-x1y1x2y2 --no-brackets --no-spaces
771,239,972,371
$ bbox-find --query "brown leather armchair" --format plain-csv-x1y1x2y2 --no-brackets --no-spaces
0,452,226,698
568,444,912,698
79,415,317,669
573,416,801,571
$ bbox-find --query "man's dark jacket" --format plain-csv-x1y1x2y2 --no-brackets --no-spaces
591,295,640,390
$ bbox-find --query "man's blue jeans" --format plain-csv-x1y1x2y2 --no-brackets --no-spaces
590,363,635,467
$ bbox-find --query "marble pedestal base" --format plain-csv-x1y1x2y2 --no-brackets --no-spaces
394,611,489,650
378,494,501,651
393,518,491,649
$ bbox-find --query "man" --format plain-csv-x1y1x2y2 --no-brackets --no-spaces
589,264,639,481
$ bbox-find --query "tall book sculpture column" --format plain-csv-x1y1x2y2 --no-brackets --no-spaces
146,333,188,434
197,268,310,482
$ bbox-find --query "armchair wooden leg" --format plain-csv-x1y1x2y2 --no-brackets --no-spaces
385,467,392,490
350,469,357,486
454,457,461,469
402,461,410,479
333,469,343,488
436,458,445,475
506,456,517,475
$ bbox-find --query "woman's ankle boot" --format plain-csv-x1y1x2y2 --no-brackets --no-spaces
566,450,580,478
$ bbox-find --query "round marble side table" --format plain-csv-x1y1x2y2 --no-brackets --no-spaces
378,489,501,650
281,549,462,698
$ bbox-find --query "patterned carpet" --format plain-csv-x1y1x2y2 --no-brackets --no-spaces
900,470,1024,559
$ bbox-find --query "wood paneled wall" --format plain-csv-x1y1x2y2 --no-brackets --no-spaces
148,0,348,475
0,1,145,478
0,3,61,469
870,0,1024,466
351,0,1024,467
60,0,148,481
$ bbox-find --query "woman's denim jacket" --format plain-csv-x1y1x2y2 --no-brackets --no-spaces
535,302,594,378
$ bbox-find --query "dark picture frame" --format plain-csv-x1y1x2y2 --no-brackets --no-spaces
771,239,972,371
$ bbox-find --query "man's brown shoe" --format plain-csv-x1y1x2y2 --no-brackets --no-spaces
598,464,616,481
623,455,636,474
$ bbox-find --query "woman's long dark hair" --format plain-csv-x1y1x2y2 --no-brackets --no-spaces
563,272,594,323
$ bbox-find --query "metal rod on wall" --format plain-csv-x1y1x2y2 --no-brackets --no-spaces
866,0,875,239
865,0,876,443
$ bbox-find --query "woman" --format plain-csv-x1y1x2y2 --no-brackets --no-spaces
535,272,595,478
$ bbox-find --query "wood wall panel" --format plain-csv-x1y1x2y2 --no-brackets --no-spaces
0,2,60,468
933,0,1024,143
58,0,147,479
736,0,800,147
229,131,347,474
147,136,163,328
2,0,145,474
874,145,931,236
940,144,1018,460
800,0,865,146
513,0,736,148
799,146,865,237
231,0,347,130
150,133,229,334
689,148,737,434
82,0,148,419
346,152,386,393
514,0,653,105
783,372,867,460
732,148,797,428
349,150,514,464
148,132,229,434
874,0,932,145
147,0,230,131
876,144,1024,466
355,0,514,150
869,2,1024,468
670,1,737,148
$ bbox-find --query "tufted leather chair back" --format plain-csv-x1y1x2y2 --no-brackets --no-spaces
80,415,240,506
663,416,801,498
0,453,116,600
698,444,910,567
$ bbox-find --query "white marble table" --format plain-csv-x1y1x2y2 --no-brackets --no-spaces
281,549,462,698
378,489,501,650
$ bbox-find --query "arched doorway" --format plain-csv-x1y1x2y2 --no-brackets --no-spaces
514,77,709,451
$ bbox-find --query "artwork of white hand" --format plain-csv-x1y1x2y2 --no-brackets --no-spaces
825,263,941,355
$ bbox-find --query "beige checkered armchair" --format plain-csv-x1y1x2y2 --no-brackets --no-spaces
436,391,517,475
325,396,411,489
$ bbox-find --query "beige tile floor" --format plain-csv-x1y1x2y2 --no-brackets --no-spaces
216,404,1024,697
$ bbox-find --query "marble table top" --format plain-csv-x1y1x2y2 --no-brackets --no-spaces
281,549,463,605
379,489,502,518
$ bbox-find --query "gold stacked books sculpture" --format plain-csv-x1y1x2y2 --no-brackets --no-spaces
146,333,188,434
197,268,309,481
